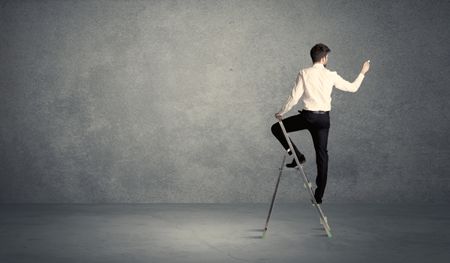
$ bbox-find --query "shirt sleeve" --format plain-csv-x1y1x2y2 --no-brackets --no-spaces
278,71,304,115
333,72,365,93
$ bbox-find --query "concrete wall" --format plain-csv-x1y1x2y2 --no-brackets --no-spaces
1,0,449,203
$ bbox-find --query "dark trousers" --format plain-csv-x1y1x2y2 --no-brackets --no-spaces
271,110,330,200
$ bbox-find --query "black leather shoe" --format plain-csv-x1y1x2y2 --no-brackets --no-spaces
286,154,306,168
314,191,322,204
314,197,322,204
310,198,322,205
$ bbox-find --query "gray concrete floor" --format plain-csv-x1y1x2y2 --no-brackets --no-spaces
1,203,449,263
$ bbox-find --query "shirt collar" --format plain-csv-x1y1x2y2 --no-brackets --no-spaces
313,63,325,68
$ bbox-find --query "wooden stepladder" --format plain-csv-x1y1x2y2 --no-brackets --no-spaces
263,120,332,238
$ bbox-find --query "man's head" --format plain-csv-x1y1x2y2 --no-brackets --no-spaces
310,43,330,65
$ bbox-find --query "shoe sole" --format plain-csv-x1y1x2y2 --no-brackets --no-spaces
286,161,306,168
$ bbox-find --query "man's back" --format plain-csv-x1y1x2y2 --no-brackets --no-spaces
301,64,336,111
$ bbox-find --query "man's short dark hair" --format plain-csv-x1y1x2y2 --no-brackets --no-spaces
310,43,331,63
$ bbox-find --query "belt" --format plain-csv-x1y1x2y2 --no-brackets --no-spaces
300,109,329,114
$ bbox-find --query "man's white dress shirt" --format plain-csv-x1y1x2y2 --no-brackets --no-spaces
278,63,365,115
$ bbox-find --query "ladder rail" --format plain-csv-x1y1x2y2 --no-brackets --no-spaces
262,155,286,238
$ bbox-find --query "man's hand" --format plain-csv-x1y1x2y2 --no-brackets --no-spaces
275,113,283,120
360,60,371,75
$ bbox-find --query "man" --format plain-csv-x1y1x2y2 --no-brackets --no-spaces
271,43,370,204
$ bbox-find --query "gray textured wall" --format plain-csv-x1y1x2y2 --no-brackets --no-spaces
1,0,449,203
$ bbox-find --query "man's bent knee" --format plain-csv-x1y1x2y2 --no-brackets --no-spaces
271,123,280,135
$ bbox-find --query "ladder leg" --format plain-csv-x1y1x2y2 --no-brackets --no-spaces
277,120,332,238
262,155,286,238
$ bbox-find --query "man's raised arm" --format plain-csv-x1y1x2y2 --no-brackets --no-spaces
333,60,371,93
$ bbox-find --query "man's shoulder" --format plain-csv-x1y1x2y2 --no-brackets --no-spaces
301,65,337,75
